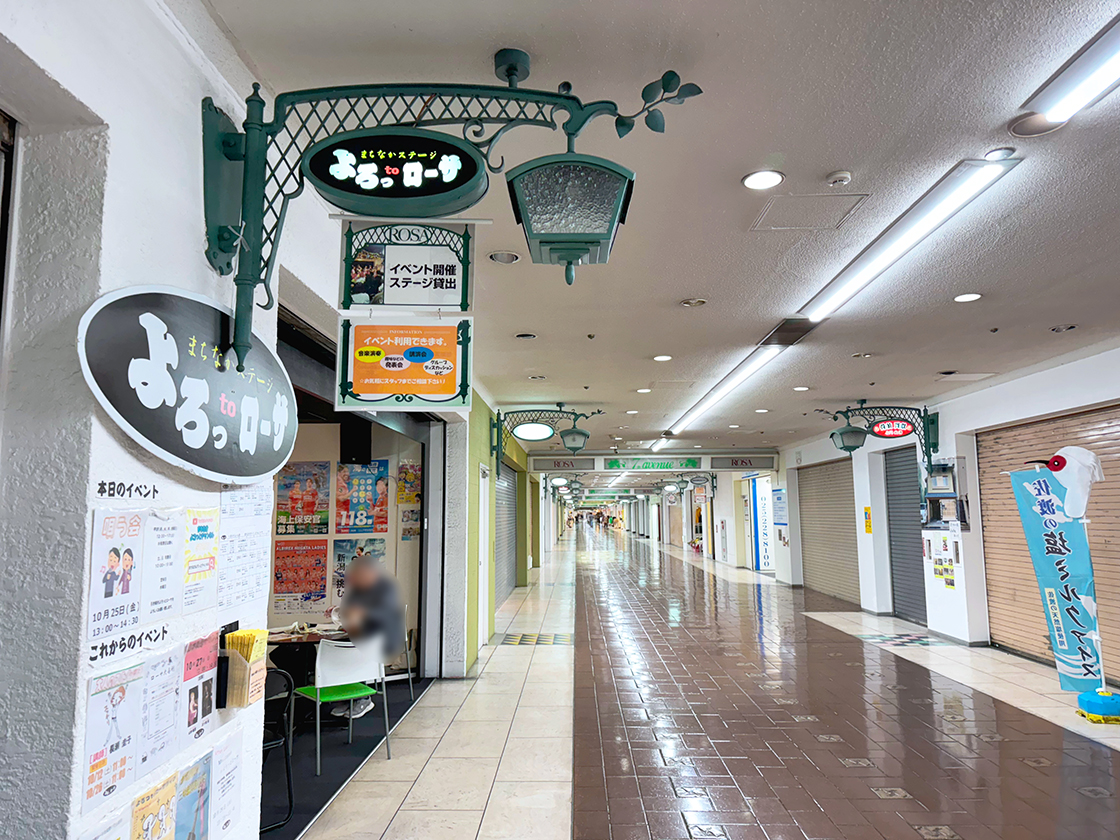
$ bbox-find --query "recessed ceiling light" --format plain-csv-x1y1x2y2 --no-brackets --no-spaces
742,170,785,190
637,388,652,394
851,352,873,359
625,410,639,415
613,436,623,441
618,425,629,429
528,375,547,380
954,293,982,303
793,386,810,391
515,332,538,339
653,355,672,362
694,445,702,448
489,251,520,264
1050,324,1078,333
679,298,707,307
984,147,1016,161
755,409,769,414
729,424,740,429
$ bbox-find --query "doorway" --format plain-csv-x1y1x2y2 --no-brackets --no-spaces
885,446,926,625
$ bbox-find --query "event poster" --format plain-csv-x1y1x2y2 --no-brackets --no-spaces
211,731,242,840
336,460,389,534
83,663,144,813
331,538,386,601
89,509,146,642
80,813,128,840
1011,468,1103,692
348,321,459,398
181,632,219,746
183,508,219,614
175,753,212,840
138,649,180,775
397,460,421,504
130,773,176,840
272,539,329,614
217,484,273,613
401,508,421,541
140,511,183,625
275,461,330,535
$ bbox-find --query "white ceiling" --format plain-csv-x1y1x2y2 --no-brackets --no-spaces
206,0,1120,454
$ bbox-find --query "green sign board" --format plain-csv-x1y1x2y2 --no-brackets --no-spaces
604,457,701,470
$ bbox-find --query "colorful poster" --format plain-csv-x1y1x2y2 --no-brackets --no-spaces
348,242,385,305
175,753,212,840
331,538,386,601
1011,468,1102,692
140,511,183,625
138,649,180,776
130,773,176,840
401,509,420,541
336,461,389,534
83,663,144,813
181,632,219,745
349,322,459,398
397,460,422,504
211,731,242,840
272,539,329,614
80,813,128,840
89,509,146,643
275,461,330,535
217,484,273,613
183,508,219,614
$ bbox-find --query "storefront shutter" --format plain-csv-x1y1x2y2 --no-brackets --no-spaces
797,459,861,604
494,469,518,608
885,446,926,625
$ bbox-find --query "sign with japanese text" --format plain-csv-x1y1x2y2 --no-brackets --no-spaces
1010,468,1102,692
89,510,146,642
130,773,176,840
275,462,330,535
336,461,389,534
341,223,472,311
82,663,144,813
78,287,298,484
272,539,328,615
337,315,472,411
303,127,488,217
869,418,915,438
183,508,219,614
181,632,219,745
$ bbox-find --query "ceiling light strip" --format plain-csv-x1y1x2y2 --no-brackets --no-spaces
1025,15,1120,123
799,159,1018,323
609,471,630,487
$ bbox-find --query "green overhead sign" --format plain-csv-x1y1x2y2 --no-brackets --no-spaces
604,457,700,470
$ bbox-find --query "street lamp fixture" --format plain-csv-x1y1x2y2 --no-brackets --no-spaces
491,402,604,475
819,399,939,472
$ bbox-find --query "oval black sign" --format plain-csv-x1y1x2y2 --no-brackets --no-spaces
78,287,298,484
301,127,488,217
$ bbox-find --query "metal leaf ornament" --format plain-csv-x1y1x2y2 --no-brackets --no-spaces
619,72,703,134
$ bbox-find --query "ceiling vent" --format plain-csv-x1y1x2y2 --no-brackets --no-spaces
751,193,869,231
759,318,818,346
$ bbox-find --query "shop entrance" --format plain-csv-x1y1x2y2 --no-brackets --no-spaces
885,446,926,625
797,459,860,604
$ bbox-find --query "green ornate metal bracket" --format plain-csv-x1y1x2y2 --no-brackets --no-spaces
819,400,940,474
202,50,701,369
490,402,604,477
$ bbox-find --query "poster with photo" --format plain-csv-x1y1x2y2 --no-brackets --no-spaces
80,813,128,840
183,508,219,614
89,509,146,642
130,773,176,840
140,511,183,625
272,539,329,614
275,461,330,535
83,663,144,814
138,649,180,776
336,460,389,534
181,632,219,746
397,460,421,504
175,752,211,840
331,538,386,601
211,731,242,840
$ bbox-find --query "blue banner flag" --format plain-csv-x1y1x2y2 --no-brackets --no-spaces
1010,468,1102,692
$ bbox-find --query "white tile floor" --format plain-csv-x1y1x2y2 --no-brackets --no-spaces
301,557,575,840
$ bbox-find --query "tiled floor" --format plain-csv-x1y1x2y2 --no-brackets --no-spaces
573,528,1120,840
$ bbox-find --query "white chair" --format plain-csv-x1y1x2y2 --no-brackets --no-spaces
295,639,391,775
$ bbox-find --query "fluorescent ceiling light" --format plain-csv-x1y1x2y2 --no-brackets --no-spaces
799,159,1017,323
511,421,555,441
666,345,783,437
1025,15,1120,123
653,355,672,362
550,476,568,486
651,438,669,452
609,472,629,487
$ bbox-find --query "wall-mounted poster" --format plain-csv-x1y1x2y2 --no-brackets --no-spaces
275,461,330,535
140,511,183,625
88,509,146,643
130,773,176,840
183,508,219,614
138,649,180,776
336,461,389,534
82,663,145,814
401,508,421,541
181,632,219,746
272,539,329,614
397,460,421,504
175,753,211,840
331,538,387,601
80,813,128,840
210,731,242,840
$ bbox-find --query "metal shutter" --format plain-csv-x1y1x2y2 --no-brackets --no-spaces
494,469,518,609
885,447,926,625
797,459,861,604
977,404,1120,679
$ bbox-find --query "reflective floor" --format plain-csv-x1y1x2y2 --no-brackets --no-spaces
572,528,1120,840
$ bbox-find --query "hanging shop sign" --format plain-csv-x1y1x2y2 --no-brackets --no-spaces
710,456,775,471
302,127,488,218
341,222,472,310
337,314,472,411
604,457,700,471
869,418,915,439
529,457,596,472
78,287,298,484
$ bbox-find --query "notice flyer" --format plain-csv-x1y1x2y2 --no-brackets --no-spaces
183,508,219,613
130,773,176,840
79,813,128,840
83,663,144,813
138,649,180,775
397,460,421,504
336,460,389,534
211,731,242,840
89,509,146,642
181,632,219,746
217,483,273,613
272,539,329,614
275,461,330,535
175,752,212,840
401,508,420,541
140,511,183,625
331,538,386,601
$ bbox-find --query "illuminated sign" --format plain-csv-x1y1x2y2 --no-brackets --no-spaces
302,127,488,217
869,418,915,438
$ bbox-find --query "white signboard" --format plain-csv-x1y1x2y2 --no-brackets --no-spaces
383,244,463,307
754,476,774,571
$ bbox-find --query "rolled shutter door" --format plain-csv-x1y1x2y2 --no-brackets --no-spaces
797,459,860,604
494,470,518,608
885,446,926,625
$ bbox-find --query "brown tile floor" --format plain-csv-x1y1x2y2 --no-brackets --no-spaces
573,528,1120,840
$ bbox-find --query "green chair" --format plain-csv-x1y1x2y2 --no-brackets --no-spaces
295,639,389,775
